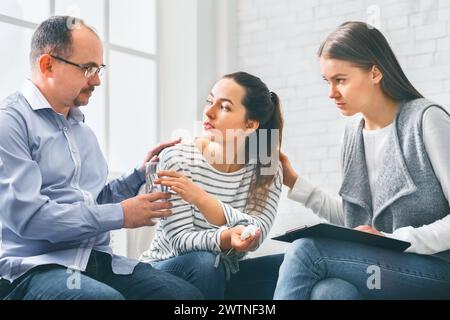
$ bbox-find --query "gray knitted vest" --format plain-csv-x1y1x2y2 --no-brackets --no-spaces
339,99,449,243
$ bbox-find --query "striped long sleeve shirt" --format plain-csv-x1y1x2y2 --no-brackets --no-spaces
139,141,283,276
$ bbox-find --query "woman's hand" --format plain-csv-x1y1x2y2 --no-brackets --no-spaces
157,170,227,225
230,225,261,252
155,170,207,206
354,225,384,236
280,151,299,189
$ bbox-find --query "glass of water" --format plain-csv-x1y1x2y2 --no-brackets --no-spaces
145,161,168,197
145,161,169,220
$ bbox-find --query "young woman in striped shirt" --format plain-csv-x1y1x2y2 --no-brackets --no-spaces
139,72,284,299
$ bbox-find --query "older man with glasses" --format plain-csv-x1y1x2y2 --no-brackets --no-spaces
0,16,202,300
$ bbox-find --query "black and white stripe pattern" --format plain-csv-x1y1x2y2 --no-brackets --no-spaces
139,141,283,264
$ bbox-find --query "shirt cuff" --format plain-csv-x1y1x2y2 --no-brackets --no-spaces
126,167,146,188
219,201,235,227
215,226,229,251
287,177,315,204
94,203,124,232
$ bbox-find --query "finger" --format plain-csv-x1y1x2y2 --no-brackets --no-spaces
144,218,156,227
141,192,171,202
156,179,185,188
160,181,184,190
149,209,173,219
157,170,184,178
245,232,260,246
149,155,159,163
154,138,182,153
161,137,182,148
279,151,286,160
154,177,182,184
169,186,184,195
253,229,261,239
249,233,260,247
148,201,173,211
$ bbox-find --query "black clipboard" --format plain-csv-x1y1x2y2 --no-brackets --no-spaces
272,223,411,252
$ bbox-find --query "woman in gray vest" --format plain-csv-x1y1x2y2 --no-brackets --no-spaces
274,21,450,299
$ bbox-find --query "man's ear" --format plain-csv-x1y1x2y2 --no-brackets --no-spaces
245,119,260,134
38,54,54,77
371,65,383,84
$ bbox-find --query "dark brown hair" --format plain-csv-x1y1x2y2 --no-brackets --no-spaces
30,16,98,66
318,21,423,101
222,72,283,212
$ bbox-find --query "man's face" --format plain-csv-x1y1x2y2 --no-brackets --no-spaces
51,26,104,108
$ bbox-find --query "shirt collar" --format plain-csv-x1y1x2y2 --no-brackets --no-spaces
20,79,85,123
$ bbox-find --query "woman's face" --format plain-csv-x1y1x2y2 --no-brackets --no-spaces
203,78,257,143
320,57,382,116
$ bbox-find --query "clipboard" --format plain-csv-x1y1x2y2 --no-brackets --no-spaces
272,223,411,252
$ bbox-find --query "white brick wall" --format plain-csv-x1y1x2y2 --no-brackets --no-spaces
238,0,450,256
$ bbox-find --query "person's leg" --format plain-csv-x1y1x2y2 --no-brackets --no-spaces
4,265,124,300
274,237,450,300
153,251,226,299
103,261,204,300
225,254,284,300
310,278,363,300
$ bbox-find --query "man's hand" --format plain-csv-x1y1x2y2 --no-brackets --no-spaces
121,192,172,228
354,225,384,236
140,138,182,173
155,170,207,206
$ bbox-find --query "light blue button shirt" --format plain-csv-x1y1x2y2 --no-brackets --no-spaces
0,81,144,282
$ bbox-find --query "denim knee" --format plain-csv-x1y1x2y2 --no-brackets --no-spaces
187,252,224,277
76,285,125,300
160,280,204,300
184,251,225,299
310,278,363,300
284,238,320,263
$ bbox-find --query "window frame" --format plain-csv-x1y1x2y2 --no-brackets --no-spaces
0,0,160,176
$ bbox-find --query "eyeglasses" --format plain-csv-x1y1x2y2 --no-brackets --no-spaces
50,55,106,79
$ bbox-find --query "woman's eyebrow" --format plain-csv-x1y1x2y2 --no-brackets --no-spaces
209,92,234,105
220,98,234,105
323,73,347,80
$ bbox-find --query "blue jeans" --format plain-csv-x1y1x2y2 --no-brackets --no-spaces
153,251,284,300
3,251,202,300
154,251,225,299
226,253,284,300
273,237,450,300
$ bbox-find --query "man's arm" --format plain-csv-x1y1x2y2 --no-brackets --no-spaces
97,138,182,204
0,111,177,244
96,168,145,204
0,110,124,243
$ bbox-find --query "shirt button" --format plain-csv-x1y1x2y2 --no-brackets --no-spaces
63,127,68,132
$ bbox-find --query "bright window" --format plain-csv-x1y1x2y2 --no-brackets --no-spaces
0,0,158,175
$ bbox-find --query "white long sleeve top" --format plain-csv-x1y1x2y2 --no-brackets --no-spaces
288,107,450,255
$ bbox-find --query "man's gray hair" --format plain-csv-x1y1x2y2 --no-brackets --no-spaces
29,16,97,66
